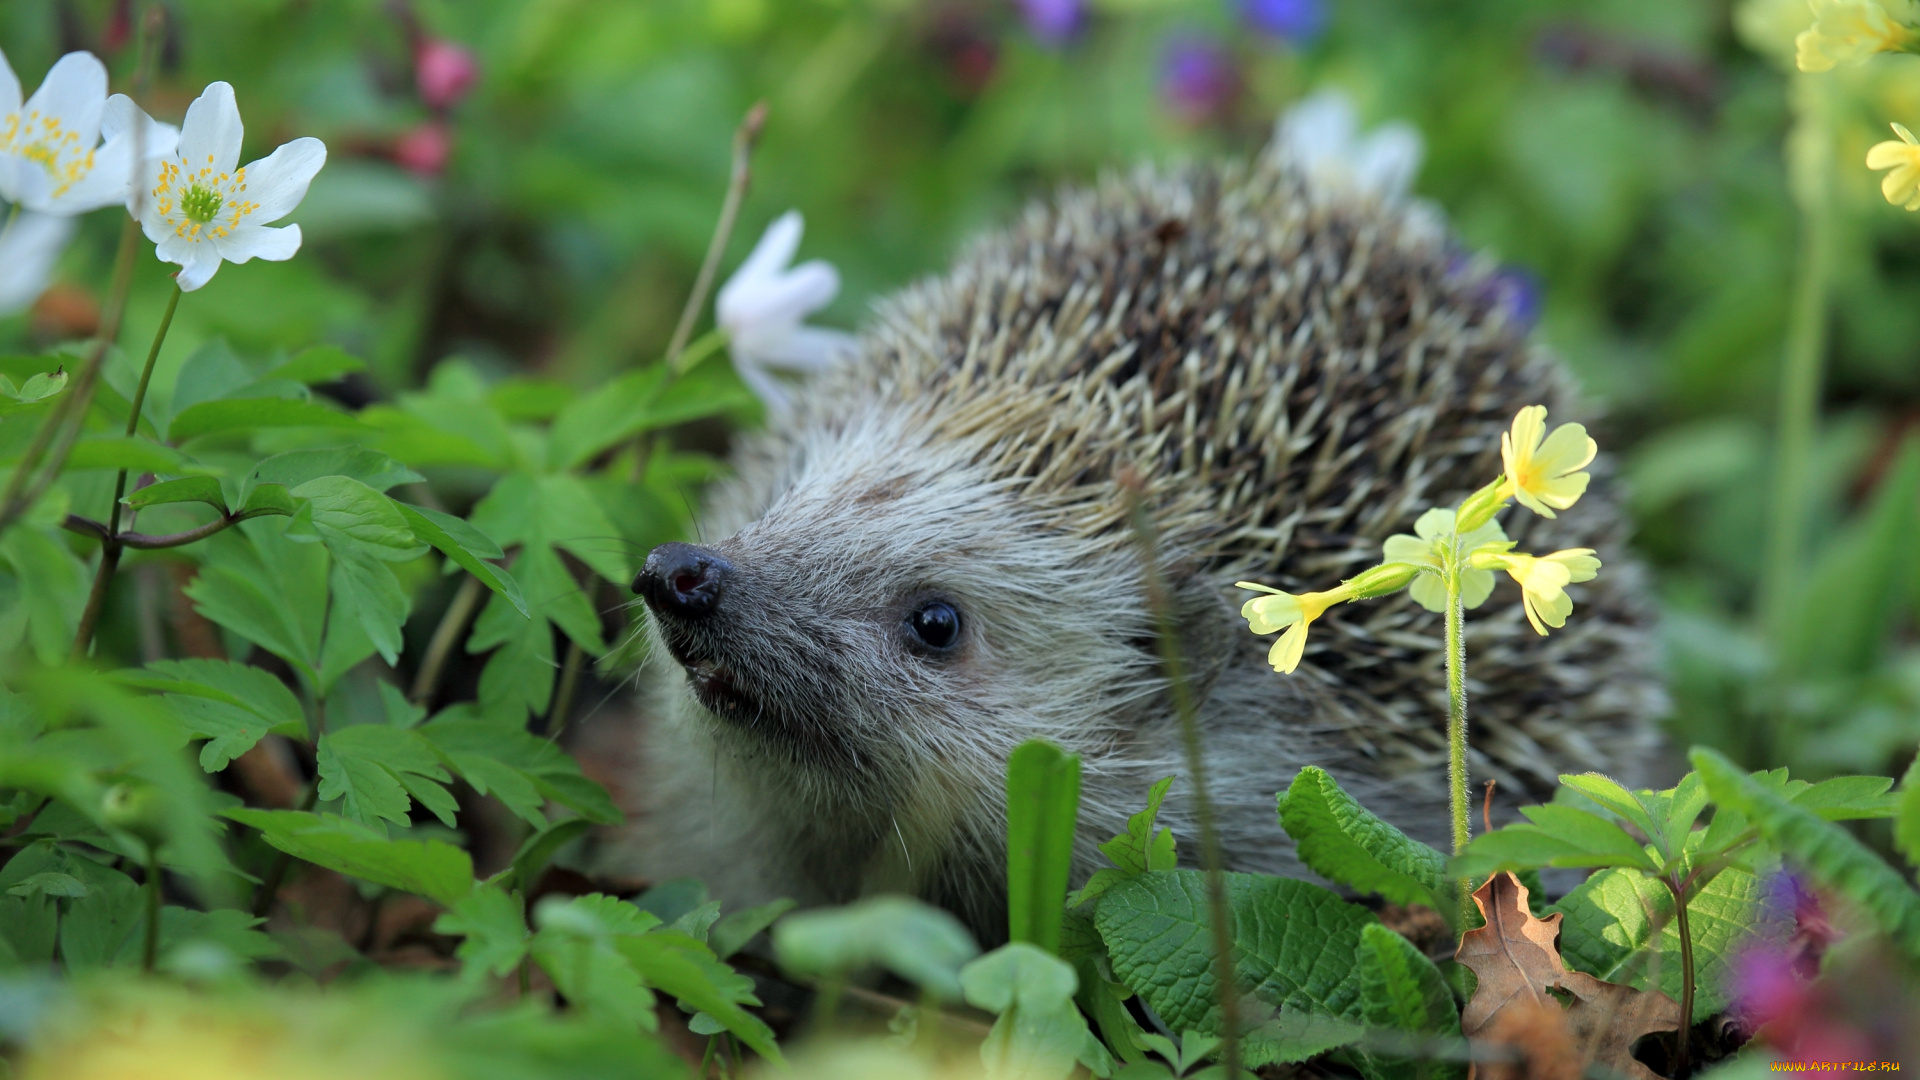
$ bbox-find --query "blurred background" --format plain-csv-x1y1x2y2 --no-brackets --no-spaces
2,0,1917,783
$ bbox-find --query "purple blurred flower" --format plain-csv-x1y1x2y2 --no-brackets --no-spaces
1487,266,1542,329
1160,35,1240,124
1239,0,1326,44
1015,0,1084,46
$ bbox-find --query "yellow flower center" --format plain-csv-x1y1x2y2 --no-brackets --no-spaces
181,182,222,224
152,156,260,241
0,110,99,197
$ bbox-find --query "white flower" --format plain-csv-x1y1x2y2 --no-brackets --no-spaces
0,209,74,316
716,210,856,415
0,48,177,215
1274,90,1423,199
135,82,325,292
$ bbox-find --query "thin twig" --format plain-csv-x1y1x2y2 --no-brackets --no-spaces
1120,469,1243,1080
410,572,487,706
664,101,767,371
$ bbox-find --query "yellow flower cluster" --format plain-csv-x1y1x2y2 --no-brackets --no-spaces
1786,0,1920,209
1235,406,1603,673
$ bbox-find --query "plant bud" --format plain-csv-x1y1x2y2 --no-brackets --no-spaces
1344,561,1422,600
1454,477,1508,534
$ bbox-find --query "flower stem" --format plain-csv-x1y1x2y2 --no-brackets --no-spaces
664,102,767,369
72,284,183,659
1761,73,1833,664
1444,564,1472,927
1668,876,1696,1077
410,572,487,707
1123,474,1243,1080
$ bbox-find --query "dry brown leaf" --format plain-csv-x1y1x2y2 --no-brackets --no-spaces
1456,872,1684,1080
1479,999,1582,1080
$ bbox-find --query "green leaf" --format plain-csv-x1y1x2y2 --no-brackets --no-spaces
1791,775,1899,821
328,545,412,665
236,483,297,520
62,435,198,474
1353,923,1462,1080
546,367,669,471
531,895,660,1031
1242,1009,1366,1068
115,658,305,730
421,710,620,825
1,368,67,404
123,475,227,512
1448,828,1587,880
435,885,531,979
1693,747,1920,955
469,592,557,726
396,502,526,617
1095,870,1374,1038
1452,802,1661,880
169,397,361,442
246,447,424,496
1279,766,1450,919
225,808,473,906
184,523,328,684
268,344,367,385
290,476,419,556
1007,740,1083,956
617,932,784,1064
1069,775,1177,908
1551,866,1786,1021
773,895,981,1002
508,818,593,893
1,525,89,665
1557,773,1660,846
709,898,798,960
7,871,88,899
1783,438,1920,679
961,942,1111,1080
318,725,456,829
1897,754,1920,869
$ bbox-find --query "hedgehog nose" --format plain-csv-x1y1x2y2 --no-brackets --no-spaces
635,542,731,619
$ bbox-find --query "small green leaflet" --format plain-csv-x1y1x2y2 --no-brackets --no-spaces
225,808,473,906
317,725,459,829
1279,766,1451,922
1068,775,1178,908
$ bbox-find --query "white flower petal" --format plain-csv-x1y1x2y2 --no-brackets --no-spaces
731,354,793,416
721,209,810,317
100,94,180,157
0,211,75,316
738,325,856,372
153,229,203,268
214,222,301,264
0,46,22,117
178,82,244,178
170,244,225,292
723,259,839,331
21,52,109,145
1351,123,1423,198
1278,90,1358,171
46,138,133,213
0,156,35,206
241,137,326,222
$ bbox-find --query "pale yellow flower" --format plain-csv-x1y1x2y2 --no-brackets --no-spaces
1470,547,1601,636
1867,122,1920,208
1498,406,1597,519
1796,0,1915,71
1381,507,1509,613
1234,581,1355,674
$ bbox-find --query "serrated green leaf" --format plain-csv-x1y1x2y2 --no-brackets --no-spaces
1007,740,1082,956
618,932,783,1064
1279,766,1449,919
8,871,87,899
469,589,555,724
709,898,797,961
1551,866,1786,1021
159,695,288,772
169,397,360,442
318,726,454,829
421,711,619,826
773,895,980,1002
397,502,524,615
115,658,305,730
435,885,530,979
290,476,419,556
328,545,411,665
1,525,90,664
546,367,668,471
1449,828,1587,880
1242,1009,1366,1067
184,524,327,684
1693,747,1920,955
1095,870,1374,1037
1791,775,1899,821
1069,776,1177,908
1354,923,1462,1080
531,895,660,1031
1558,773,1659,843
1514,805,1661,872
225,808,473,906
123,475,227,512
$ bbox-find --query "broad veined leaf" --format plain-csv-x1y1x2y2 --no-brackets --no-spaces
1693,747,1920,955
290,476,420,556
169,397,360,442
225,808,473,906
1279,766,1450,919
397,500,526,616
1094,870,1374,1048
267,344,367,385
1897,754,1920,870
184,523,329,684
236,483,296,519
1354,923,1462,1080
709,898,797,961
244,447,423,499
62,435,199,474
115,658,307,771
530,894,661,1031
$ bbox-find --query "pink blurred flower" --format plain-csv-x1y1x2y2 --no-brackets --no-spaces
394,121,452,177
415,38,478,110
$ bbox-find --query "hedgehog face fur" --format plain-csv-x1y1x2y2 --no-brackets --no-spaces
620,149,1664,943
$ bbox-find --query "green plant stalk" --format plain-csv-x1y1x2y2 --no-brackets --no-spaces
1666,874,1696,1077
1126,486,1243,1080
0,217,141,538
1761,73,1834,657
1444,556,1472,928
73,284,183,658
410,572,488,706
142,844,163,973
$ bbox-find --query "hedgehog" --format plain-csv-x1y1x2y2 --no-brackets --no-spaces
617,134,1664,945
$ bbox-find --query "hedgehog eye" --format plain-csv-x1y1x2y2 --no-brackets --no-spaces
906,600,962,651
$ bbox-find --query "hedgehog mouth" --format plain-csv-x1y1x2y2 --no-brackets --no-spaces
684,659,756,719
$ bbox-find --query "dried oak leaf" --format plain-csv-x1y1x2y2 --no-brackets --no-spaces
1457,872,1683,1080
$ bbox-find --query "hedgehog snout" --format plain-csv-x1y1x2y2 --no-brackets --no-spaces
635,542,731,620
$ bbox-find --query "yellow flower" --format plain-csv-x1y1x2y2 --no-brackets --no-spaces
1498,405,1597,519
1381,507,1509,613
1796,0,1915,71
1469,547,1601,636
1867,122,1920,209
1234,581,1354,674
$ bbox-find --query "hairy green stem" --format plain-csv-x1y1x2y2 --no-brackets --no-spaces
1126,481,1243,1080
72,284,184,659
1668,877,1696,1077
141,845,163,973
1445,576,1469,854
1761,74,1833,661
